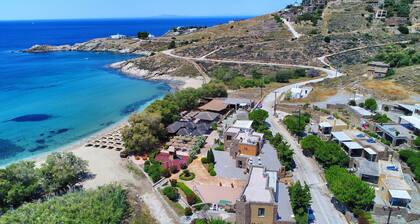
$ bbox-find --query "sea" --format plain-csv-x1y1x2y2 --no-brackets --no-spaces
0,17,246,166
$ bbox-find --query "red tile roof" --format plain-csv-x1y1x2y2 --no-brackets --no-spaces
155,152,189,170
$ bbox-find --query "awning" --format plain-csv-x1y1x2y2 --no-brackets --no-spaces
199,99,228,112
389,190,411,200
331,132,352,142
343,141,363,150
364,147,377,155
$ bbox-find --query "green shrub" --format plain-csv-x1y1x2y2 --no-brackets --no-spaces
323,36,331,43
214,143,224,151
137,31,149,40
201,157,208,164
168,41,176,49
372,113,391,123
170,179,178,187
184,207,193,216
364,98,378,111
209,169,217,176
144,161,165,182
374,45,419,68
180,170,196,181
0,185,128,224
399,149,420,181
163,186,180,202
177,182,202,205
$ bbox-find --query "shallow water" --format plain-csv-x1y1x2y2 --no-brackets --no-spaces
0,51,169,165
0,17,246,165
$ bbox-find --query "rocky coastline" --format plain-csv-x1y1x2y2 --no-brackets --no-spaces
24,37,204,90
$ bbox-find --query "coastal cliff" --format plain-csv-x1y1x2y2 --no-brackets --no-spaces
25,37,204,89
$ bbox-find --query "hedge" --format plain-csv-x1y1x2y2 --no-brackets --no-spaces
176,182,202,205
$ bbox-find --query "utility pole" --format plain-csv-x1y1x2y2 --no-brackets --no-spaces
274,91,278,116
387,207,393,224
298,109,301,140
384,206,393,224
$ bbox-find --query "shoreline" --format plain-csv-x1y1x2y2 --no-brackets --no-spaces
0,83,169,168
109,60,205,91
1,61,205,169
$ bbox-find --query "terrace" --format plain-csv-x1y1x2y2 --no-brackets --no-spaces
375,123,412,147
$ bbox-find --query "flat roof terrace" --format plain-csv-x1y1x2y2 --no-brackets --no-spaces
243,167,274,203
344,130,386,153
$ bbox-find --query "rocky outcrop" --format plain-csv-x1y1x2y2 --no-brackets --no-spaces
25,38,171,55
110,54,199,79
24,44,73,53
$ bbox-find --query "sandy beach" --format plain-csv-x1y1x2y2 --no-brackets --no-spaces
22,70,204,189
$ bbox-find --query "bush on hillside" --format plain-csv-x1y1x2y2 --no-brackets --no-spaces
0,185,128,224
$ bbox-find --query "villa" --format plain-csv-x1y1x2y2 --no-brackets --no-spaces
377,160,412,208
235,166,294,224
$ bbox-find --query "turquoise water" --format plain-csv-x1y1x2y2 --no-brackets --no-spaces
0,51,169,165
0,17,247,166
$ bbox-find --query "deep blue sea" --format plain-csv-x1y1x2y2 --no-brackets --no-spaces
0,17,245,165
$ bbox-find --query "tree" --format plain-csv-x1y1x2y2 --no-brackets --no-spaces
398,25,409,34
273,139,294,170
122,112,165,154
314,141,349,168
300,135,323,155
137,31,150,40
198,83,228,98
168,41,176,49
206,149,215,164
364,98,378,111
289,182,312,224
325,166,375,210
0,161,42,211
39,152,88,193
323,36,331,43
372,113,391,123
283,113,310,135
251,70,264,80
249,109,269,130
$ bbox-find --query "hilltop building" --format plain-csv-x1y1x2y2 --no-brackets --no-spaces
368,61,390,78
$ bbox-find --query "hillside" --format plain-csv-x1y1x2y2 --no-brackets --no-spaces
26,0,419,97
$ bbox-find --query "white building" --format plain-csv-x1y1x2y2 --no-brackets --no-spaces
110,34,127,39
289,86,313,99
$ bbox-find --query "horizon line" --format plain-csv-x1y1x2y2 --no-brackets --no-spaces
0,14,258,22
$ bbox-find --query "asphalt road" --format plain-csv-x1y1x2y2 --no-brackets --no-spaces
261,69,348,224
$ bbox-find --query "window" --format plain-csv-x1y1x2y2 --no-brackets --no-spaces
227,135,232,140
257,208,265,217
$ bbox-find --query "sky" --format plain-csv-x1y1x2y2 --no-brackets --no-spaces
0,0,299,21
